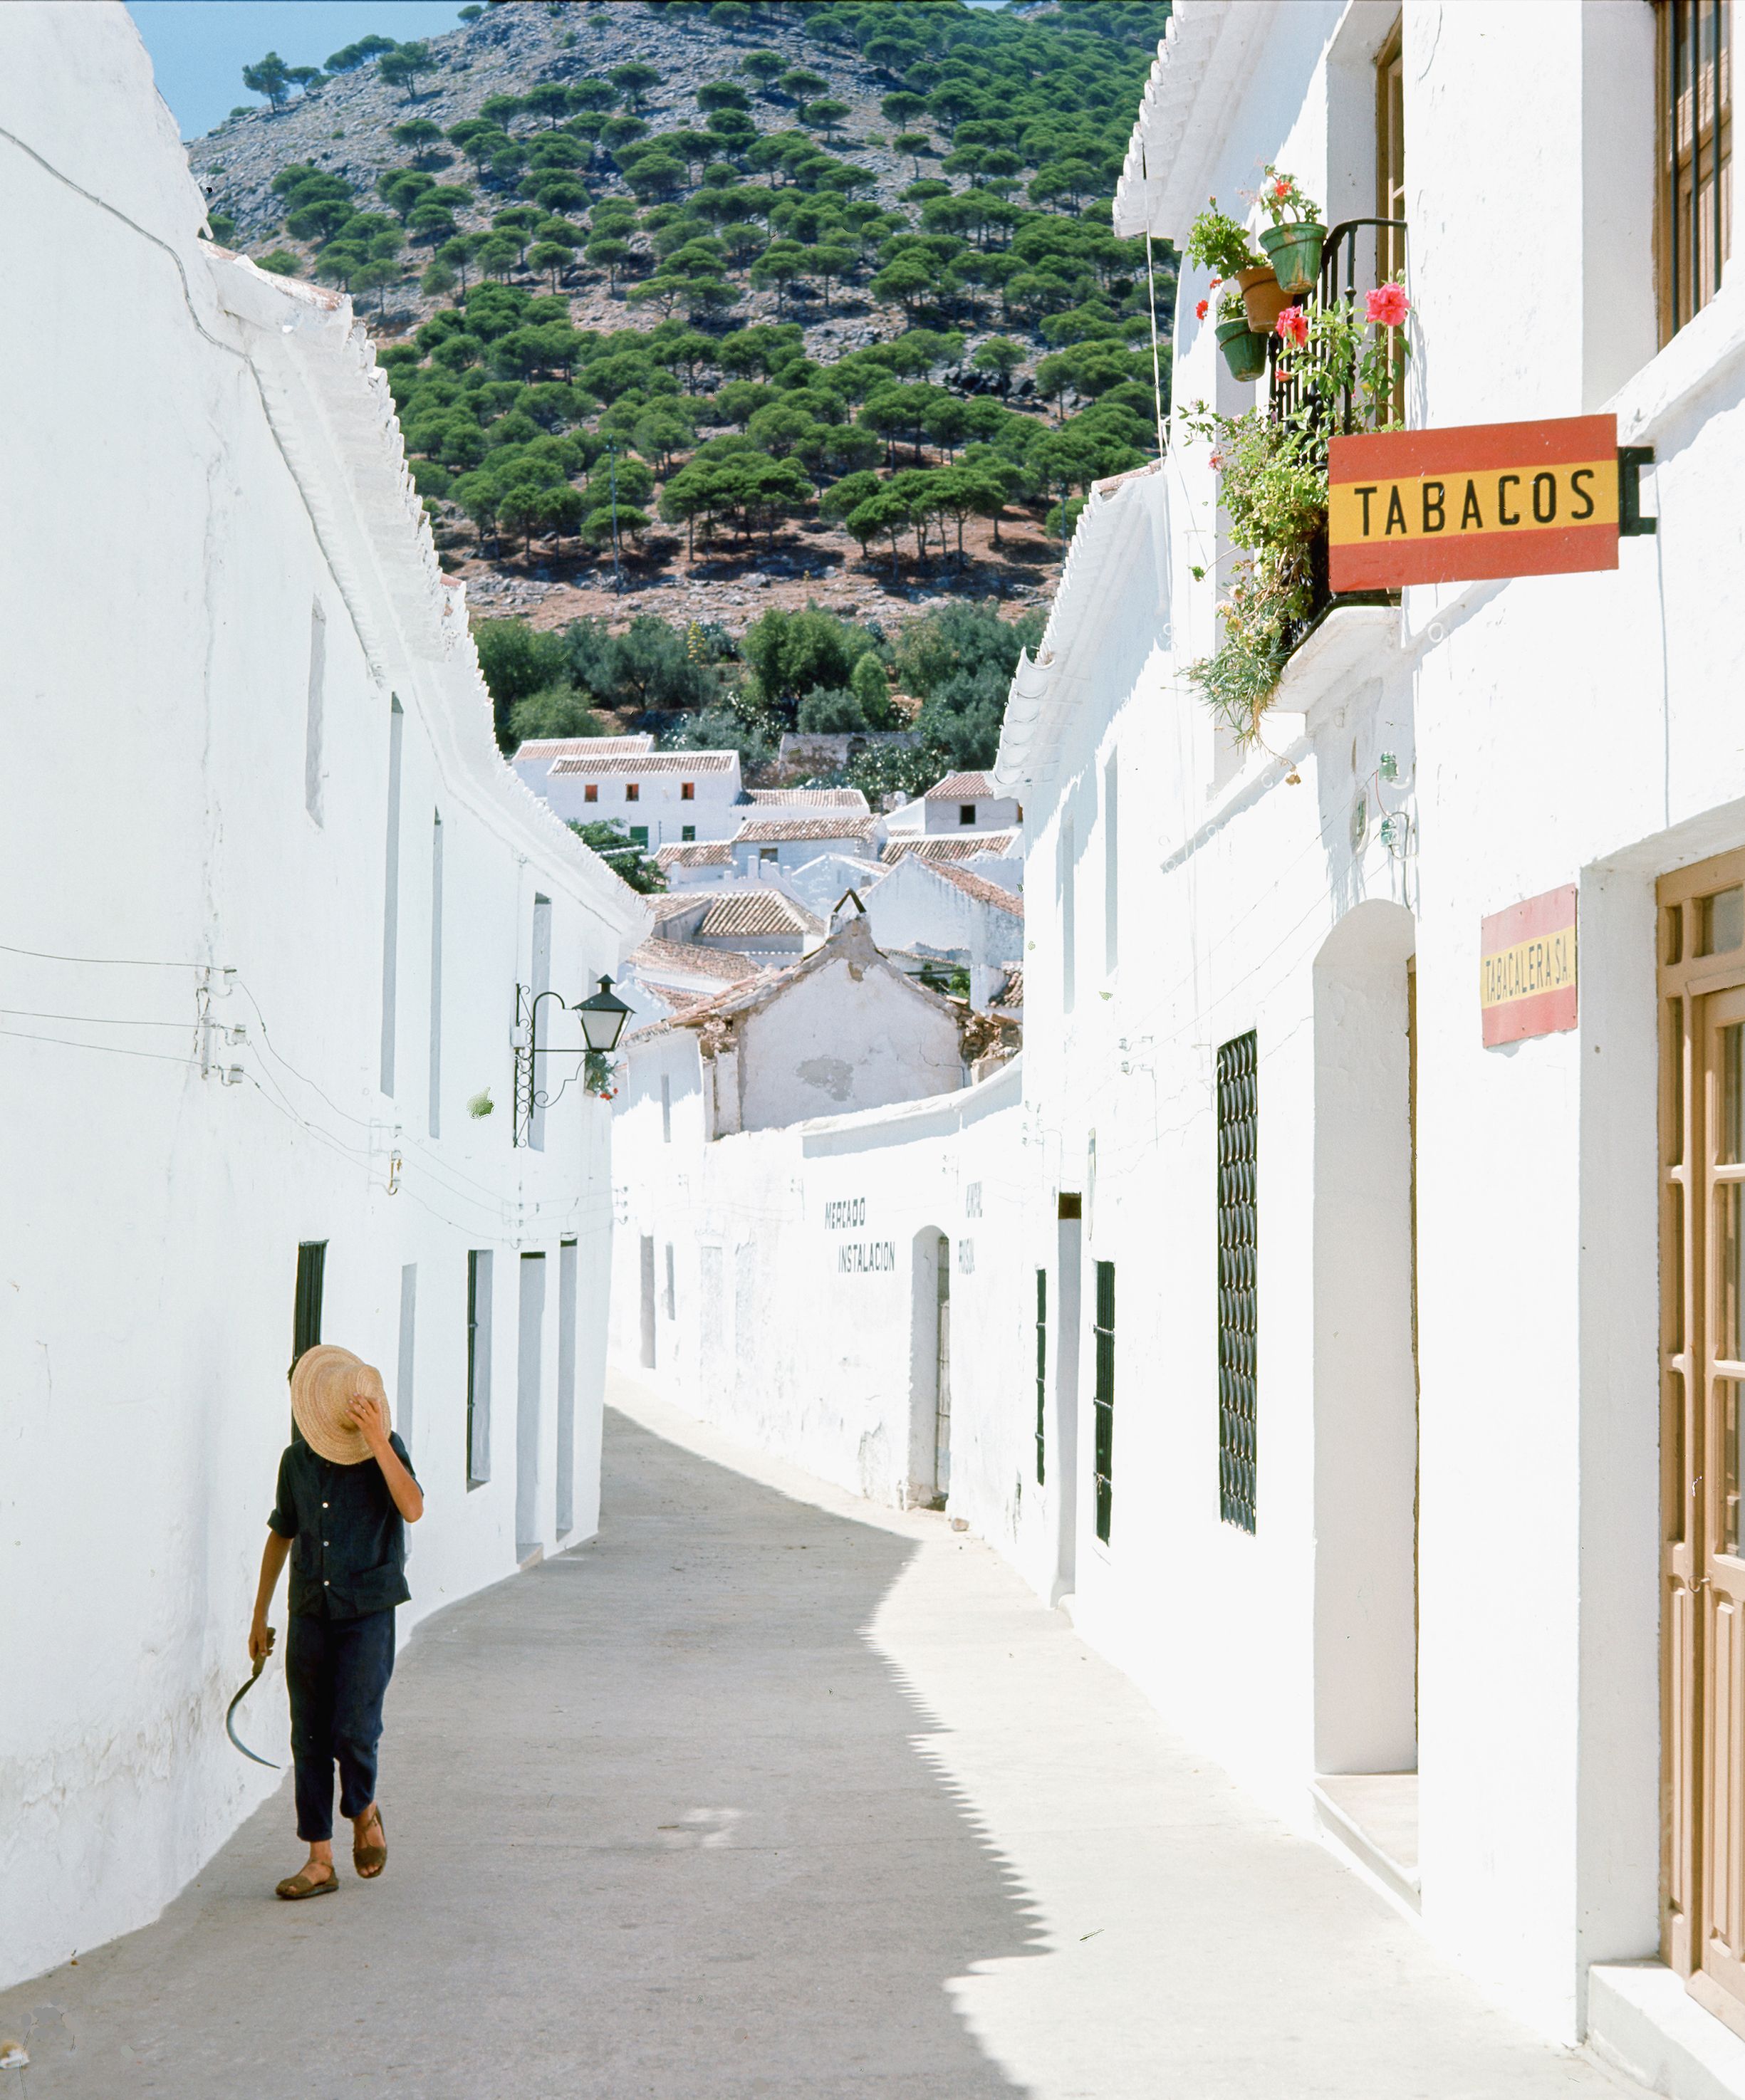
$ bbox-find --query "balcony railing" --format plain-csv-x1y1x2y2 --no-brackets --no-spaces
1265,216,1409,641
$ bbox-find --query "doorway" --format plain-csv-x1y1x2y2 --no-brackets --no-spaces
516,1251,546,1563
908,1228,951,1508
1310,901,1420,1899
1052,1196,1083,1602
1660,850,1745,2032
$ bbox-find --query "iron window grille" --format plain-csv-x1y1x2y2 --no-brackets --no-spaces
1217,1033,1259,1534
1659,0,1731,343
1034,1268,1047,1487
1093,1260,1115,1544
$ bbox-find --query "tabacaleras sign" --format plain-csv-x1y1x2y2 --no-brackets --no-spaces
1329,414,1622,590
1479,885,1578,1047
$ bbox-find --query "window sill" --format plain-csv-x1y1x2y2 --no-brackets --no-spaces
1268,600,1402,727
1614,273,1745,449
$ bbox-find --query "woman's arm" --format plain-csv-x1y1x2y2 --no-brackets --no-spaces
349,1394,424,1523
251,1532,291,1661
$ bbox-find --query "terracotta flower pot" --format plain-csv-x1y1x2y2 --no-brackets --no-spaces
1236,263,1290,333
1216,318,1270,383
1259,221,1326,296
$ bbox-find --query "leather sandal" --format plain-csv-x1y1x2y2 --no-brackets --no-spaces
275,1864,338,1901
353,1806,387,1880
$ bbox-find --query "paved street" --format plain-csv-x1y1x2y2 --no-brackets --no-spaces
1,1377,1635,2100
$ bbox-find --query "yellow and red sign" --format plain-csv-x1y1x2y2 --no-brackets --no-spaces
1480,885,1577,1047
1329,415,1618,590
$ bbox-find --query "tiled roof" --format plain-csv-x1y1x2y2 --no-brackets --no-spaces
742,788,871,812
929,862,1023,916
735,816,877,845
994,966,1023,1010
698,892,824,939
882,832,1019,865
550,751,738,778
514,734,652,761
655,840,733,869
923,771,998,800
627,936,762,984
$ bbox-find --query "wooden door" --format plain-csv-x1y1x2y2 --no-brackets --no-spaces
1661,852,1745,2031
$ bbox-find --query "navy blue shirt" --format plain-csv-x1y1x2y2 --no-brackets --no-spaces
269,1431,417,1621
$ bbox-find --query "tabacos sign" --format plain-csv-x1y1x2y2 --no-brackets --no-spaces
1328,414,1650,590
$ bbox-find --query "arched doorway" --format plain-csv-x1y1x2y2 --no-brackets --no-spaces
1311,899,1420,1886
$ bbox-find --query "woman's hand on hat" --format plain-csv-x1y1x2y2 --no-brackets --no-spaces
345,1391,390,1454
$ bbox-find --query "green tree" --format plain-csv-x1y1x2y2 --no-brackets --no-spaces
891,131,931,179
846,486,912,580
473,617,570,745
378,42,434,103
740,49,785,91
509,686,606,743
568,821,667,893
528,239,575,291
392,117,445,164
806,98,852,142
972,335,1026,380
609,61,662,113
241,51,293,111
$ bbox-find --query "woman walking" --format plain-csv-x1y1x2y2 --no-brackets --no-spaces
249,1344,423,1900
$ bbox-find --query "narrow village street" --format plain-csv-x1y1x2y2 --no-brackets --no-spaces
2,1378,1627,2100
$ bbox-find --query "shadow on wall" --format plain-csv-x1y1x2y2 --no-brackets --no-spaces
0,1411,1042,2096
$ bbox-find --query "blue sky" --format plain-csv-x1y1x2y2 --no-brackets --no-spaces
126,1,475,140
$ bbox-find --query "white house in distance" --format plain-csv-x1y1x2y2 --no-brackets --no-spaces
0,7,642,1992
882,770,1021,840
859,854,1024,1011
512,738,743,848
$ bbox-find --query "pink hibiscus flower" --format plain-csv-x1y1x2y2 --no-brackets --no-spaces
1366,283,1410,328
1276,305,1308,350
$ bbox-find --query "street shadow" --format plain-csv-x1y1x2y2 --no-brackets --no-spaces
0,1409,1039,2099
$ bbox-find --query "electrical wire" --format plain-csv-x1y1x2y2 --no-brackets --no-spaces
0,1023,203,1068
0,939,209,970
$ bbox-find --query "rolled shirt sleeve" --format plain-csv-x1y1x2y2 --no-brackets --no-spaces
268,1446,298,1540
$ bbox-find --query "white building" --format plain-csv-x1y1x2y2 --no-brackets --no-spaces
781,850,892,919
650,884,825,960
858,853,1024,1012
731,813,883,875
1,6,642,1992
882,770,1022,840
512,740,743,849
880,830,1024,892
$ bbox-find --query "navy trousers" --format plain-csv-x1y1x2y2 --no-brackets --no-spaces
286,1609,396,1842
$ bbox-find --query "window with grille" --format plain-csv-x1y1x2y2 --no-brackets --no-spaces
1034,1268,1047,1487
1093,1260,1115,1543
1217,1033,1258,1533
1658,0,1731,343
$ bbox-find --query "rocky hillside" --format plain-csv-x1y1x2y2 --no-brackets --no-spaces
189,0,1172,777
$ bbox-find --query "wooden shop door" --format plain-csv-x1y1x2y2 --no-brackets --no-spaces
1661,851,1745,2032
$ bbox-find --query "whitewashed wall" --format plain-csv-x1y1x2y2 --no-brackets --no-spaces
0,3,640,1991
994,0,1741,2047
608,1060,1043,1577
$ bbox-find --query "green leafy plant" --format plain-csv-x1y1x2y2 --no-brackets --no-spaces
583,1051,618,1099
1256,167,1319,227
467,1089,494,1119
1184,200,1260,280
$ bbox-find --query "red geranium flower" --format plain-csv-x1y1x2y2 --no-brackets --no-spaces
1276,305,1308,350
1273,177,1291,200
1366,283,1410,327
1195,298,1209,320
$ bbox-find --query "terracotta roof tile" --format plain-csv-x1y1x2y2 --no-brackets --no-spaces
627,936,763,985
929,862,1023,916
514,734,653,761
742,788,871,811
655,840,734,868
698,892,824,938
994,966,1023,1010
736,816,878,845
923,770,998,800
882,832,1019,865
550,751,738,777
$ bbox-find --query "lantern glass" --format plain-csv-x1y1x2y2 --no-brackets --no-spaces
575,975,631,1052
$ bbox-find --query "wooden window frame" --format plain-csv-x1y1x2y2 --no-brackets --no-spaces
1657,0,1733,345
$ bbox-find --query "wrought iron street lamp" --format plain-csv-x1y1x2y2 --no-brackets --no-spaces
574,974,631,1053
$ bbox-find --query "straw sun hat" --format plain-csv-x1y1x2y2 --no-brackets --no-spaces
291,1344,390,1465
